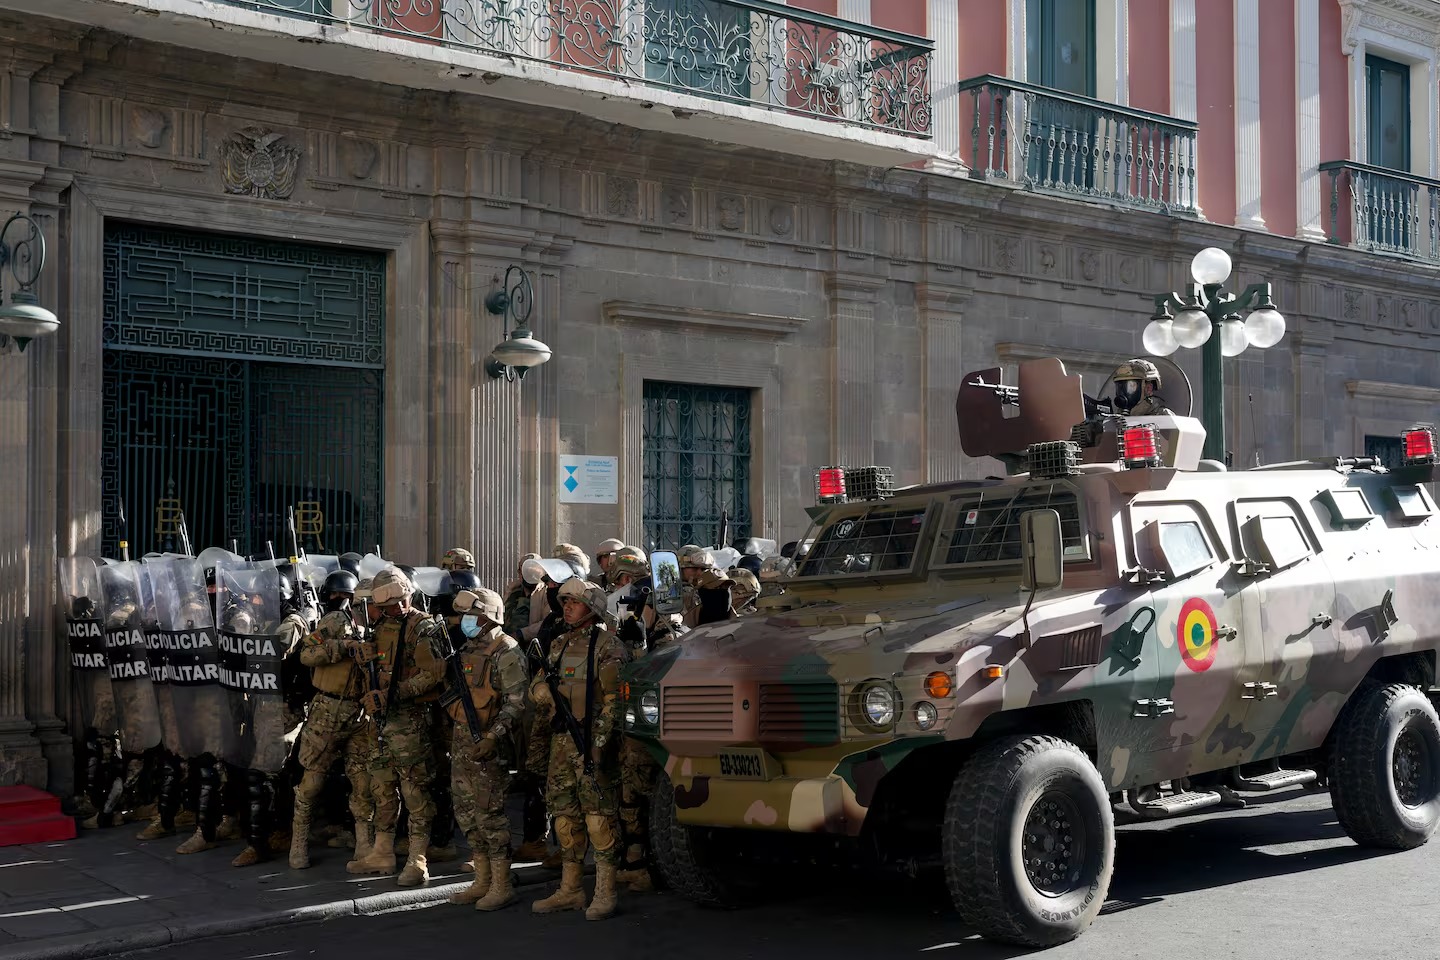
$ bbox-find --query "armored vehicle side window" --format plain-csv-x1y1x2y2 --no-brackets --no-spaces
1388,485,1433,522
797,507,929,577
1231,499,1315,572
1130,502,1222,580
933,484,1088,571
1314,489,1375,528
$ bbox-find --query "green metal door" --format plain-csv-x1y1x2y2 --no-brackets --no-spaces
642,381,752,551
101,222,385,557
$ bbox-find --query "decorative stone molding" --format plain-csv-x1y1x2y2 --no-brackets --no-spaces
602,301,807,340
1338,0,1440,177
1345,380,1440,403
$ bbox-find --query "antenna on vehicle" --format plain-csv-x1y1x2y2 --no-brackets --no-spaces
1249,393,1262,467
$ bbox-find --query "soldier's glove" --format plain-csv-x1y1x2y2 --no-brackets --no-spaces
467,735,498,762
618,617,645,650
361,690,388,716
351,640,379,664
589,734,609,766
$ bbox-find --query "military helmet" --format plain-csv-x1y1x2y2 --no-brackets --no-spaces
338,552,363,575
1114,358,1162,386
615,545,647,564
552,543,591,577
371,567,413,606
448,569,482,595
323,570,359,599
595,538,624,561
678,545,715,570
454,587,505,625
730,568,760,605
355,577,374,604
611,554,650,584
440,547,475,572
557,578,607,620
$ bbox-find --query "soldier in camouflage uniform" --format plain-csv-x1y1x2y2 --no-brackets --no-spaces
528,579,629,921
346,566,444,886
609,549,681,893
594,538,624,590
1112,358,1175,417
445,587,528,911
440,548,475,573
502,553,541,639
423,567,482,864
288,569,374,870
729,568,761,616
504,553,547,863
678,547,736,628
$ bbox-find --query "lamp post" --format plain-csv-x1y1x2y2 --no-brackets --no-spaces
483,265,552,381
1141,247,1286,463
0,212,59,353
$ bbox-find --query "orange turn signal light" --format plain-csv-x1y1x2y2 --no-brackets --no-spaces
924,671,954,698
981,665,1004,680
621,681,631,699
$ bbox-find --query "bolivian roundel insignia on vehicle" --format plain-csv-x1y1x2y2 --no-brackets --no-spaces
1178,598,1218,672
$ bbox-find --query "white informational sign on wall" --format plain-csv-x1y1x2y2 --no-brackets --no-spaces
557,455,619,504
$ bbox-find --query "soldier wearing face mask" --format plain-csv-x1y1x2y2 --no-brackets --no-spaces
444,588,528,912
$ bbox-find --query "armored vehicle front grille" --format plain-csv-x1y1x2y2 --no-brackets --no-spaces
758,682,840,743
661,685,735,738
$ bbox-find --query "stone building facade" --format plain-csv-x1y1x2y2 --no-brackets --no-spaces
2,0,1440,793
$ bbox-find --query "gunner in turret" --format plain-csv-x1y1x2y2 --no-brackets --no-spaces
1112,359,1174,417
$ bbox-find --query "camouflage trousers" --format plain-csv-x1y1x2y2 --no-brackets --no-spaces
451,722,512,859
543,733,621,866
620,737,658,859
295,693,375,825
367,702,433,836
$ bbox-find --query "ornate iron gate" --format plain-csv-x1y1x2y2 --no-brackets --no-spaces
101,222,385,557
641,381,752,551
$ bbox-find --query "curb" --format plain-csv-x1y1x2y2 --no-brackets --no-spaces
0,866,556,960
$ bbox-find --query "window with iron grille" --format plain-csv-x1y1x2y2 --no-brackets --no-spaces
642,381,752,551
797,507,929,577
938,484,1088,569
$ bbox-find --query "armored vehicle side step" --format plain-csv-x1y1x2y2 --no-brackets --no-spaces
1230,766,1317,792
1127,789,1226,819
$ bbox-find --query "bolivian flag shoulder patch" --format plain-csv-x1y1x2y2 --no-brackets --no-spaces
563,666,576,678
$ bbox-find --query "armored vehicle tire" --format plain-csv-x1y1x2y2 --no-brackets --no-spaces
1330,682,1440,850
942,735,1114,947
648,774,756,909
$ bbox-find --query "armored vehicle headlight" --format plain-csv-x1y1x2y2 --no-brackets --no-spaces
914,701,938,730
640,689,660,725
861,684,896,727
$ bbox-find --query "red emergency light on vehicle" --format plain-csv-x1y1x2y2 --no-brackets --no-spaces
1403,426,1438,465
1120,425,1161,469
816,467,847,504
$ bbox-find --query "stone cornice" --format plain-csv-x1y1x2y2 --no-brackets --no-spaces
995,342,1118,371
602,300,807,340
1339,0,1440,53
1346,379,1440,403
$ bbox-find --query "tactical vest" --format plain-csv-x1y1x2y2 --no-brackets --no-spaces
311,648,363,699
549,625,618,721
370,612,439,703
444,629,506,730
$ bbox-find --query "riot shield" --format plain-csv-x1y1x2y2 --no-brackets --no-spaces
214,560,288,773
57,557,115,735
146,557,226,758
358,553,389,580
99,561,163,753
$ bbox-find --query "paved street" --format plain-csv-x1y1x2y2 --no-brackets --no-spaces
124,790,1438,960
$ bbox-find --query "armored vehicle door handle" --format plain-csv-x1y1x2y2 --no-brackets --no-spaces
1312,612,1333,629
1132,698,1175,718
1216,624,1238,642
1242,681,1279,700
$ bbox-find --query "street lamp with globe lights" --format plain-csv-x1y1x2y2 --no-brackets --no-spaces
1142,247,1285,463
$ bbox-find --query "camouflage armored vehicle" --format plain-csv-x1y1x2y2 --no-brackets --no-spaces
622,357,1440,947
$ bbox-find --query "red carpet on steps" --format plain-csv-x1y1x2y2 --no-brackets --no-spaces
0,786,77,846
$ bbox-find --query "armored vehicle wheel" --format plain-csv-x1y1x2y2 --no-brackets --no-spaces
1330,682,1440,850
942,735,1114,947
648,774,754,909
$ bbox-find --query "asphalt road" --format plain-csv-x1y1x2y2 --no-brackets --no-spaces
129,790,1437,960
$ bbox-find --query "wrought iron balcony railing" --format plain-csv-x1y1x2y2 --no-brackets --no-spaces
215,0,933,137
1319,160,1440,264
956,74,1199,214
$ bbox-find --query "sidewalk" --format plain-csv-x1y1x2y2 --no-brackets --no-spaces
0,812,556,960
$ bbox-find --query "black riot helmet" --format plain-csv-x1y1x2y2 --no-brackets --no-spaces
275,563,301,615
338,552,363,576
322,570,359,612
448,570,482,594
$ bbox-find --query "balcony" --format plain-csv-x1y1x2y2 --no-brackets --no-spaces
1319,161,1440,265
956,74,1199,215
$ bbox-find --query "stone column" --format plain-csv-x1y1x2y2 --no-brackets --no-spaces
918,281,971,482
1296,0,1325,241
925,0,963,171
1234,0,1265,230
1292,329,1331,458
826,273,885,467
1170,0,1199,215
428,226,476,560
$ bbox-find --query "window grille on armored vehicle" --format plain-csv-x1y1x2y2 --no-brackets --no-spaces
797,506,929,577
934,484,1088,571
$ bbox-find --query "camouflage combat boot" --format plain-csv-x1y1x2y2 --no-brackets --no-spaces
174,809,196,829
585,862,618,921
347,831,396,875
288,808,312,870
615,843,651,891
396,848,429,887
175,828,217,855
448,857,490,904
475,859,517,912
216,815,241,841
531,862,586,914
349,823,374,864
135,815,174,841
326,827,355,849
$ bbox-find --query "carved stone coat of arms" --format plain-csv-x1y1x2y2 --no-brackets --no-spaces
220,127,300,200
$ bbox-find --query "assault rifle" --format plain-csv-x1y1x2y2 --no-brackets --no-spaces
432,625,484,745
967,375,1020,406
541,624,601,788
354,600,390,752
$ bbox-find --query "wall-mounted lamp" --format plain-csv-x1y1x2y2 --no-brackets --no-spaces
483,265,551,381
0,213,58,353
